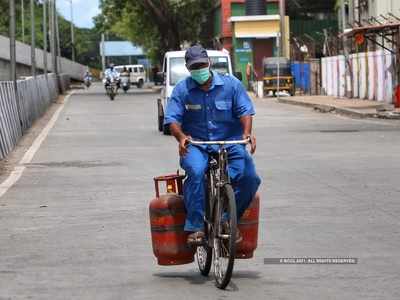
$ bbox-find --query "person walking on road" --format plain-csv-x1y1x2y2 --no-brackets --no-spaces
164,45,261,244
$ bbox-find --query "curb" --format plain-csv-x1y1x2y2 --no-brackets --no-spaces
152,86,163,92
277,98,378,119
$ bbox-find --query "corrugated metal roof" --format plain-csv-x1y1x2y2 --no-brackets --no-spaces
342,22,400,37
99,41,145,57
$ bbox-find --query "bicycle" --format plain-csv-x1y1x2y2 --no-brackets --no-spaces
188,138,250,289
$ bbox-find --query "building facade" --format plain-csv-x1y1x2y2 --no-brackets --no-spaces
213,0,286,85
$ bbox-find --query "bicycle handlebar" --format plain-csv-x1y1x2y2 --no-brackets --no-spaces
188,137,250,146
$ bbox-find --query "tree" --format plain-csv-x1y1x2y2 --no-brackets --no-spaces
0,0,102,69
96,0,214,62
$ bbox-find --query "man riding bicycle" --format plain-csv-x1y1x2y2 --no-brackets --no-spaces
164,45,261,245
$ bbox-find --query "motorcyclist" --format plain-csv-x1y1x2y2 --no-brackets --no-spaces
103,63,120,89
120,66,130,78
83,70,92,87
120,66,131,92
84,70,92,80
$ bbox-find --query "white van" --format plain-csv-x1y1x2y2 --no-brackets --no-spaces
115,64,146,88
157,50,235,134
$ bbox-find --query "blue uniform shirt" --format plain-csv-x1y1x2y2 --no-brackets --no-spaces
164,71,255,141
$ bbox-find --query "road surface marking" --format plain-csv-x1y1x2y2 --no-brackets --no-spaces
0,91,74,199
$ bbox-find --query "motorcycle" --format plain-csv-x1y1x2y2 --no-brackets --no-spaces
120,75,130,93
84,76,92,88
104,77,119,101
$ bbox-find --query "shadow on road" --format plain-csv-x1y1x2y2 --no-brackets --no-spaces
231,270,261,279
73,90,159,96
152,269,261,291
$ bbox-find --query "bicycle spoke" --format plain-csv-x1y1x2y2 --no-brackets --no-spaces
211,185,237,289
220,240,230,257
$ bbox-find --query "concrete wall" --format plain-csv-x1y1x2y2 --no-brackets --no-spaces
0,58,36,81
0,34,87,81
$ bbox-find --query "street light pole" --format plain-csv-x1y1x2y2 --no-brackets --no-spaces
69,0,75,61
30,0,36,77
10,0,17,84
43,0,48,78
55,3,61,72
49,0,54,72
10,0,22,126
49,0,57,75
21,0,25,43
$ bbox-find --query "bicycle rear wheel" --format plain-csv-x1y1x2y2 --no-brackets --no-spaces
213,184,237,289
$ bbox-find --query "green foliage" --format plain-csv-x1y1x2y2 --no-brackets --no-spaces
0,0,44,45
96,0,214,63
0,0,102,69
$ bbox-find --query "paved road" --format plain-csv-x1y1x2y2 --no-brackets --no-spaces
1,84,400,299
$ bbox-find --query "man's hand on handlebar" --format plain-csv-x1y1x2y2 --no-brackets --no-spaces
243,134,256,154
179,135,191,157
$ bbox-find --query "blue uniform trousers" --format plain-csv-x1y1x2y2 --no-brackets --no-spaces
180,144,261,232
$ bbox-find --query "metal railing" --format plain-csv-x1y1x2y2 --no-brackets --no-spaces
0,74,70,159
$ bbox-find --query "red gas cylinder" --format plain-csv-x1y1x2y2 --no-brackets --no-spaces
395,85,400,108
236,193,260,259
149,174,195,265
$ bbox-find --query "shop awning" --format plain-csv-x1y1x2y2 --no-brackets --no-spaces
229,15,281,39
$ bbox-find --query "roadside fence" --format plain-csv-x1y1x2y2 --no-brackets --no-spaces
0,74,70,160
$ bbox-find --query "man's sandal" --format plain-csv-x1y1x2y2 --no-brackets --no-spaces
187,231,205,245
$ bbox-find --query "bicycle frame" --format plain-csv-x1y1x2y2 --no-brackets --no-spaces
206,147,228,247
189,139,249,246
190,138,249,289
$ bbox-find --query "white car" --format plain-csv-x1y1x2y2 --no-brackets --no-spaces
157,50,236,134
115,64,146,88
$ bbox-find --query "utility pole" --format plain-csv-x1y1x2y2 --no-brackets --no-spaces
43,0,48,78
30,0,36,77
279,0,286,58
69,0,75,61
21,0,25,43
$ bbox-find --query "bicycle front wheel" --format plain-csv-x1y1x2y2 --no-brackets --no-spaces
196,173,213,276
213,184,237,289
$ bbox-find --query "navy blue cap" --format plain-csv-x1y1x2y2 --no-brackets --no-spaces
185,45,209,69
